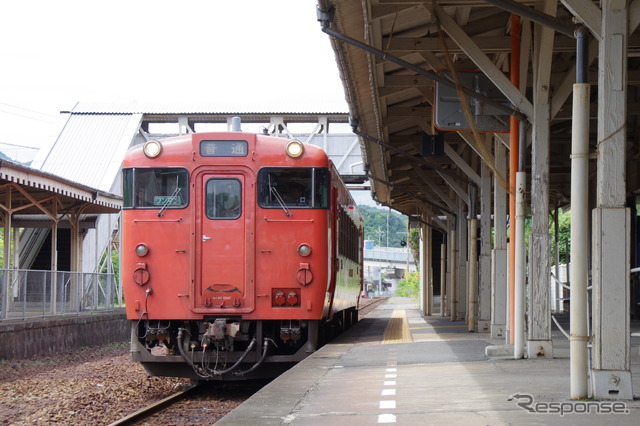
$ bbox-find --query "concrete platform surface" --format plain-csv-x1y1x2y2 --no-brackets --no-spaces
217,297,640,425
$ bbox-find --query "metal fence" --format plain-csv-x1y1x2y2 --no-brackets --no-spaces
0,269,122,320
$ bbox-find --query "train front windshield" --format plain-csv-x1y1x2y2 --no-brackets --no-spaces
123,168,189,209
258,168,329,209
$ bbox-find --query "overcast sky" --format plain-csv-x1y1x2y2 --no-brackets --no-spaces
0,0,347,152
0,0,382,207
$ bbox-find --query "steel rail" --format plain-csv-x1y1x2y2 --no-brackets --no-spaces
107,383,201,426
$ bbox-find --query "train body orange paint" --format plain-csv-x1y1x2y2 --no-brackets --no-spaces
122,132,362,380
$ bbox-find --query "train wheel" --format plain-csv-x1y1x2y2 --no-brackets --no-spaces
318,320,330,346
335,313,345,336
346,307,358,328
343,308,353,330
352,307,359,325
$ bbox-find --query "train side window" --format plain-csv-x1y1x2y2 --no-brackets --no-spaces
338,206,359,263
123,168,188,209
206,179,242,219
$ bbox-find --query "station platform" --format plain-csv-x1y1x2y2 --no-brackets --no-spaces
217,297,640,425
0,309,128,360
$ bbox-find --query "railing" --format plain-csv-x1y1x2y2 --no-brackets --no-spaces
0,269,122,321
549,268,592,340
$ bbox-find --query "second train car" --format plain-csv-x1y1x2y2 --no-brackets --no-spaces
121,127,363,380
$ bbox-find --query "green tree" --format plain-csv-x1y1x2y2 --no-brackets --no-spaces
549,209,571,265
100,249,120,281
496,209,570,265
396,272,420,298
359,205,408,247
409,228,420,263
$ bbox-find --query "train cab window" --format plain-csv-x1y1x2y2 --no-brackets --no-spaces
206,179,242,219
258,168,329,209
123,168,188,209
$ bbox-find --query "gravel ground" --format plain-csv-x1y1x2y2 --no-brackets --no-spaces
0,342,190,425
0,298,387,425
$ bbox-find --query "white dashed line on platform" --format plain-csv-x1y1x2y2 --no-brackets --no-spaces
378,413,397,423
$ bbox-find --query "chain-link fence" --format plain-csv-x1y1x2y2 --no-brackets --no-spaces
1,269,122,320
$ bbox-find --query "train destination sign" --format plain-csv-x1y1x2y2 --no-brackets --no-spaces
200,140,248,157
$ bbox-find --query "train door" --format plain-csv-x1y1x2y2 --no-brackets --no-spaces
194,172,254,313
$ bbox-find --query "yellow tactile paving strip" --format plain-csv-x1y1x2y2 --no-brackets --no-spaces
382,309,413,344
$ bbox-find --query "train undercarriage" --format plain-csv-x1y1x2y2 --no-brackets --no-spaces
131,308,358,380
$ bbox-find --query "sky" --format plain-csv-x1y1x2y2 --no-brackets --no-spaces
0,0,348,153
0,0,380,207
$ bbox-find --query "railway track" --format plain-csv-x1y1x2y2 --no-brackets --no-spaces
106,300,386,425
108,383,202,426
358,297,388,319
108,380,269,425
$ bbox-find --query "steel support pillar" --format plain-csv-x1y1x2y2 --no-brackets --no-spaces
528,101,553,359
491,136,508,340
426,225,433,315
514,172,526,359
592,0,632,400
467,217,478,331
457,202,468,321
1,210,10,320
420,221,431,316
527,0,555,359
478,158,492,333
441,239,447,317
449,225,457,321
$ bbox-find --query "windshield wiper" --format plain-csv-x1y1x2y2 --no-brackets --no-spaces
269,176,291,216
157,186,181,217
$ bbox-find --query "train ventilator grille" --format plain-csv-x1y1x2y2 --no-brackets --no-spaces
382,309,413,344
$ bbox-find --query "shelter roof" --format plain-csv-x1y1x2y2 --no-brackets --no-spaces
0,159,121,216
325,1,640,217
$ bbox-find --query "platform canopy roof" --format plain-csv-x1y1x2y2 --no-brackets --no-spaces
0,159,121,222
322,0,640,219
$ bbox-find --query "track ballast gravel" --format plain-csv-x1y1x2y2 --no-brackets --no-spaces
0,297,387,425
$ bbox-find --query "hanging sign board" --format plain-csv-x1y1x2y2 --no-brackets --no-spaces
434,70,510,133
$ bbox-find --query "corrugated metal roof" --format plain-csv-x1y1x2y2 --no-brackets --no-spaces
31,101,353,197
32,113,142,193
67,100,349,115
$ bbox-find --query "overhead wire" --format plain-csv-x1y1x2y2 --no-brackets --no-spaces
0,101,58,118
0,108,56,124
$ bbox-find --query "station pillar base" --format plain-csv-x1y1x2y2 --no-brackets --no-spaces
591,369,633,400
490,324,505,340
526,340,553,359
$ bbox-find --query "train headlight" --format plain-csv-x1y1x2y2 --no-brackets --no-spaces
285,140,304,158
143,140,163,158
135,243,149,256
297,243,311,256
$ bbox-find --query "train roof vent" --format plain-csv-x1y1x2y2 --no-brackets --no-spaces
231,116,242,132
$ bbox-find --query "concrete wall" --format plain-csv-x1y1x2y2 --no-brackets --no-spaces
0,309,129,360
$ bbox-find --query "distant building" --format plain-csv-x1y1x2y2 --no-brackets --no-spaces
363,241,417,296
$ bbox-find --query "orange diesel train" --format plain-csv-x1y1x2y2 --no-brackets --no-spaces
122,129,363,380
